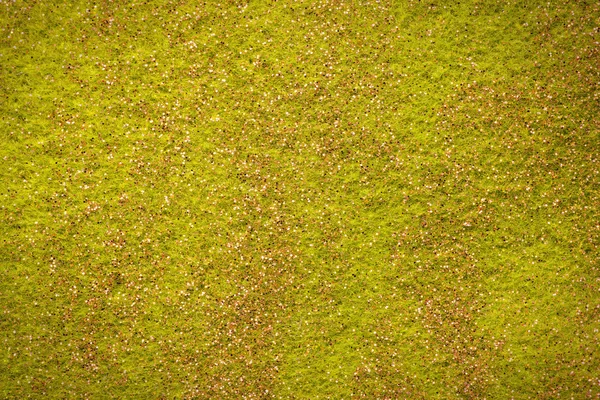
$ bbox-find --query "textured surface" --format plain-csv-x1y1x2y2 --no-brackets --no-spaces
1,0,599,398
